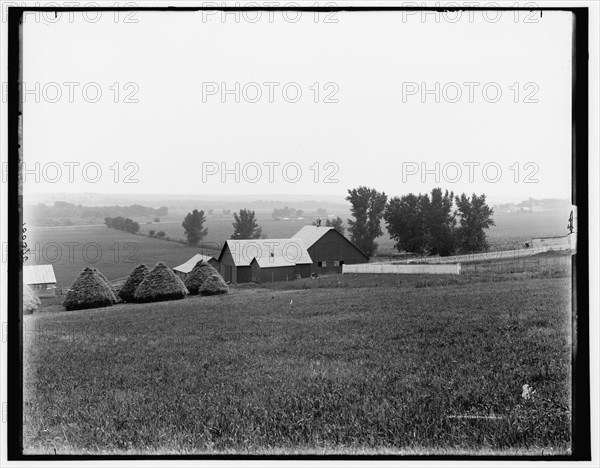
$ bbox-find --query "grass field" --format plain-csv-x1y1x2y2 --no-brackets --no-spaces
23,260,572,455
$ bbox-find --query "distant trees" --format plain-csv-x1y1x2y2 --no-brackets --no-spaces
182,209,208,245
149,230,156,237
384,187,495,256
156,231,166,238
346,186,388,256
154,217,160,223
104,216,140,234
272,206,304,219
231,209,263,239
454,193,495,253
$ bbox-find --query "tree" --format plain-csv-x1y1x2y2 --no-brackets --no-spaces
424,188,456,256
182,209,208,245
384,193,429,255
149,230,156,237
346,186,387,256
231,209,263,239
154,217,160,222
156,231,166,238
454,193,495,253
384,188,455,256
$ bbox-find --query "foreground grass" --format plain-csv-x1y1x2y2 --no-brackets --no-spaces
24,276,572,455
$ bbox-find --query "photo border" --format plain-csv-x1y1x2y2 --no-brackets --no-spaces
5,4,591,461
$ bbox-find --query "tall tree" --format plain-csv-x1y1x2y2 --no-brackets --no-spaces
182,209,208,245
454,193,495,253
231,209,263,239
346,186,387,256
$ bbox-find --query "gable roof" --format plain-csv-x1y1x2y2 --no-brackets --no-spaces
173,254,215,274
219,238,312,267
292,225,334,249
292,225,370,260
24,265,56,284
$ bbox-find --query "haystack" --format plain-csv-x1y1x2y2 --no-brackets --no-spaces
119,264,149,302
23,284,41,315
62,267,115,311
133,262,188,303
184,260,220,295
200,273,229,296
93,268,119,303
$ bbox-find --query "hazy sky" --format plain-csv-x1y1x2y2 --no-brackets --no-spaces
20,8,573,203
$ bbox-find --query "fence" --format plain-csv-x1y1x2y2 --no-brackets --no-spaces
342,263,461,275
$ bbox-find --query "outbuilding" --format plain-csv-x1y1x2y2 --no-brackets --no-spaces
173,254,219,280
292,226,369,275
23,264,57,297
217,238,312,284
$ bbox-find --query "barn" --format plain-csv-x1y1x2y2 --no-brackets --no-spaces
23,264,57,297
292,226,369,275
217,238,312,284
173,254,219,280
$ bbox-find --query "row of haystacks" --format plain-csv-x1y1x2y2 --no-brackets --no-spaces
60,260,228,311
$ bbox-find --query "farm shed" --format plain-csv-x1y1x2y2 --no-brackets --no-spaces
217,238,312,284
173,254,218,280
292,226,369,275
23,264,57,297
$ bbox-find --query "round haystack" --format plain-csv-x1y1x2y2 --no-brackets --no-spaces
200,273,229,296
133,262,188,303
23,284,41,315
184,260,220,295
92,268,119,303
118,264,149,302
62,267,115,311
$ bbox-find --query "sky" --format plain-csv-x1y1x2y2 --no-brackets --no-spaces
19,8,573,203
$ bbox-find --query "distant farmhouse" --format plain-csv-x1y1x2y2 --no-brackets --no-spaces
292,226,369,276
173,254,219,281
24,265,57,297
217,238,312,284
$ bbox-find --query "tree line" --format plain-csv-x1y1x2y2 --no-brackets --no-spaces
104,216,140,234
346,186,495,257
33,201,168,219
180,186,495,259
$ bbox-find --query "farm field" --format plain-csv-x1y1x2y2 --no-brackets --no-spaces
23,264,572,455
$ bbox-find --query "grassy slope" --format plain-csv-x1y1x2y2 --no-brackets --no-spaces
24,270,572,455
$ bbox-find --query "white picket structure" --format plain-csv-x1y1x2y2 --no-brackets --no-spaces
342,263,461,275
